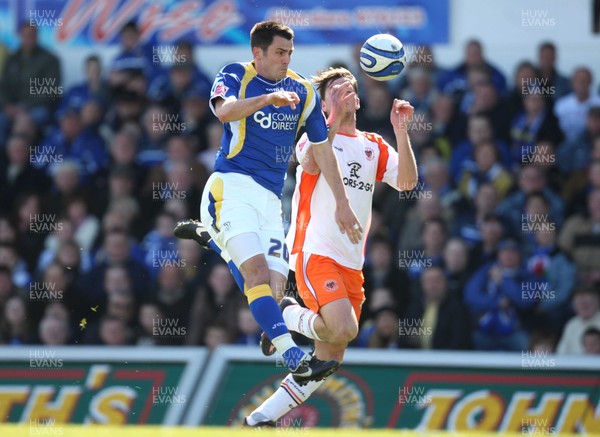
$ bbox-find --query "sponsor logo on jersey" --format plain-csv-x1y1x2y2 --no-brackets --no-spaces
348,161,362,178
254,111,300,130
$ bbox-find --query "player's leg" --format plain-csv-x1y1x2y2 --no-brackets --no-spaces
284,253,361,344
247,261,363,425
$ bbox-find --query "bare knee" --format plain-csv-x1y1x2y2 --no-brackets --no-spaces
327,321,358,345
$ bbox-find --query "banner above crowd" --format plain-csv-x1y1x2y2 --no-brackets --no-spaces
0,0,449,47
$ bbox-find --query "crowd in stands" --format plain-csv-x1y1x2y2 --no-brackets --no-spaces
1,22,600,355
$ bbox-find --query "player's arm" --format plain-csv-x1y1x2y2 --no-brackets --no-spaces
391,99,418,191
213,91,300,123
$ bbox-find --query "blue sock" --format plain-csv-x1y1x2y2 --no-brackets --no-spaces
248,295,289,340
248,295,306,370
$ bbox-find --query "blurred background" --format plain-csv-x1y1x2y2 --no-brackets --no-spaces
0,0,599,433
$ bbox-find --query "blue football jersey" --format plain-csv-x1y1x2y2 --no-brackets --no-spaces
209,62,328,198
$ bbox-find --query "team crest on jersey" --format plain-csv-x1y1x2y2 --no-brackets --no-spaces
298,136,308,152
364,147,375,161
213,82,228,97
324,280,339,292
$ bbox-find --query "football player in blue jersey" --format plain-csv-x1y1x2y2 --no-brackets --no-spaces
198,21,362,390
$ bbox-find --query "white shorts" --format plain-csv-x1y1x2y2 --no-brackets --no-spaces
200,172,289,277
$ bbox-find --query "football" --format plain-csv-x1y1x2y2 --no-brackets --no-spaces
359,34,406,81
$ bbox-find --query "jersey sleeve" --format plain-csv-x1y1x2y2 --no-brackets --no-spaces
375,136,400,188
302,83,328,145
209,64,241,116
295,132,312,166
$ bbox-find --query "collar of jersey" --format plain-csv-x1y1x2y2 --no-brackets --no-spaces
250,61,288,86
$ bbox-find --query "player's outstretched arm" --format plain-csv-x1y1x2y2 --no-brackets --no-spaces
311,141,363,244
213,91,300,123
390,99,418,191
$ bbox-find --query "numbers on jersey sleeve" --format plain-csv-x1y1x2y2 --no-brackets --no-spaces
268,239,289,262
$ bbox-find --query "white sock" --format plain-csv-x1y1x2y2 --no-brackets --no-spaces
248,374,325,424
282,304,323,341
270,332,297,355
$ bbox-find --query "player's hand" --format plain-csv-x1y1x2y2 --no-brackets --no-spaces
268,91,300,110
328,82,356,122
390,99,414,131
335,200,363,244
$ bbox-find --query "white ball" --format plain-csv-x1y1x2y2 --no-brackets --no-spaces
359,34,406,81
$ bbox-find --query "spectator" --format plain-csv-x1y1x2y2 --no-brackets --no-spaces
529,329,557,353
406,218,447,284
356,82,395,143
109,21,154,87
236,308,261,345
556,106,600,174
135,302,163,346
496,165,564,231
141,211,179,276
558,189,600,285
556,289,600,354
509,92,564,166
400,67,438,113
153,266,194,345
458,141,513,201
398,194,450,253
33,107,108,183
66,196,100,253
0,295,31,344
59,54,109,113
443,238,472,300
460,80,509,143
79,229,150,303
554,68,600,142
402,267,471,350
38,316,69,345
28,262,86,333
46,161,85,217
0,134,50,212
439,39,506,99
187,263,244,345
98,316,130,346
430,94,462,146
0,23,61,144
0,244,31,290
505,61,538,121
582,327,600,354
453,183,500,245
13,192,47,271
420,158,461,209
204,323,231,349
357,307,400,349
363,233,409,317
451,114,511,182
181,85,212,153
464,239,537,351
468,213,505,270
536,42,571,100
198,121,223,173
526,228,576,334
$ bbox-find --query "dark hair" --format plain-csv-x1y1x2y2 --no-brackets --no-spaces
312,67,358,103
539,41,556,53
85,54,101,65
250,20,294,52
423,217,448,236
583,327,600,338
121,20,138,34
